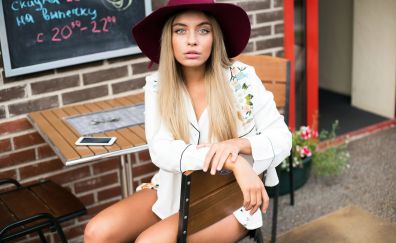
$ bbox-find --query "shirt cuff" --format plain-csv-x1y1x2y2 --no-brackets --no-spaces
264,167,279,187
246,135,274,161
179,145,210,172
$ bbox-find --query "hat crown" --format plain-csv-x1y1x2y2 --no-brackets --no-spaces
167,0,214,6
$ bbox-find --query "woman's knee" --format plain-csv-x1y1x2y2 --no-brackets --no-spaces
135,231,155,243
84,216,114,243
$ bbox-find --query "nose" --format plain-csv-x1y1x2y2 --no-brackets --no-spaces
187,31,198,46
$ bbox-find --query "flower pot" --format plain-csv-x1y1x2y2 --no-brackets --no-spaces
265,157,312,198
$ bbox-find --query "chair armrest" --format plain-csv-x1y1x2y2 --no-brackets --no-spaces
0,178,22,189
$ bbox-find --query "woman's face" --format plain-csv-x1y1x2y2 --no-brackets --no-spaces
172,11,213,69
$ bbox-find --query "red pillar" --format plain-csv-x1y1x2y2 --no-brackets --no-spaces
283,0,296,130
306,0,319,128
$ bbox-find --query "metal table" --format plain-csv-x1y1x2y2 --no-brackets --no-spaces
28,93,148,197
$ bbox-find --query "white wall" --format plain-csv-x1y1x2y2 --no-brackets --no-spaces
352,0,396,118
319,0,353,95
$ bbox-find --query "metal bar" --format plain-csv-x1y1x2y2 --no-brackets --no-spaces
65,144,148,166
120,155,128,199
177,173,191,243
127,154,134,195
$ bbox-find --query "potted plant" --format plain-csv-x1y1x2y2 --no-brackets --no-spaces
266,120,349,196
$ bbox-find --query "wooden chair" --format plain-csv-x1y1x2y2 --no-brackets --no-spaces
177,55,292,243
0,178,87,242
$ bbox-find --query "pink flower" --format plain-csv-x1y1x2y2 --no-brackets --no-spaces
300,126,312,140
299,146,312,158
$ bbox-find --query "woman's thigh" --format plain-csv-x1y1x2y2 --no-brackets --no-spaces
84,189,160,243
136,212,247,243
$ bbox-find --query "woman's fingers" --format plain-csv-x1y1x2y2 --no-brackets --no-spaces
242,189,250,209
248,189,257,211
261,188,269,213
203,145,216,172
210,147,225,174
250,189,262,215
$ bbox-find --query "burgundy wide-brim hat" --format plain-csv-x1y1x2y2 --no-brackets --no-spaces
132,0,251,64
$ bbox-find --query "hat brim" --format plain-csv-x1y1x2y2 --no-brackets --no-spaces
132,3,251,64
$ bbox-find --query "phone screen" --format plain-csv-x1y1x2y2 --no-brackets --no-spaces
80,137,112,144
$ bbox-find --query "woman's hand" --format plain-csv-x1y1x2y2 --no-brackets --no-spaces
197,138,251,175
228,156,269,215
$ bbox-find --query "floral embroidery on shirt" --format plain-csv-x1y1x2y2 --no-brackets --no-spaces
229,65,254,124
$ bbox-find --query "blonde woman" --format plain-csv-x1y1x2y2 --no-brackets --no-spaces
84,1,291,242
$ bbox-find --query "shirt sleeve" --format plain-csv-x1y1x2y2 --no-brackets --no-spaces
244,67,292,186
144,74,209,174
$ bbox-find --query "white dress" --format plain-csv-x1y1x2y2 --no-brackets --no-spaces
143,61,292,229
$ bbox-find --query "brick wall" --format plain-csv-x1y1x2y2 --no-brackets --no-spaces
0,0,284,242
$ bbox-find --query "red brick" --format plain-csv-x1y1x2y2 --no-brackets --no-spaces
74,172,119,193
112,77,146,94
19,158,64,179
92,157,120,175
274,0,283,8
0,106,5,119
83,66,128,85
13,132,45,149
87,199,118,217
140,174,154,184
275,23,284,34
251,26,271,38
132,163,158,177
37,145,56,159
0,169,17,179
49,166,91,185
242,42,254,53
236,0,270,12
151,0,166,10
64,223,86,241
138,150,151,162
256,10,283,24
276,50,284,58
0,118,33,136
2,69,55,84
0,138,11,153
132,62,157,75
0,85,26,102
0,149,36,168
97,185,122,201
8,96,59,117
78,193,95,207
62,85,108,105
56,60,103,73
31,75,80,95
256,37,284,50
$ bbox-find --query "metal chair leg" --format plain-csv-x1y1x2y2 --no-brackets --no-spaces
38,230,48,243
271,184,279,243
288,155,295,205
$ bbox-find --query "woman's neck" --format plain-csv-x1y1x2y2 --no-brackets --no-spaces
182,65,206,86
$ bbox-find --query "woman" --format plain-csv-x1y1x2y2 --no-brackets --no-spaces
84,1,291,242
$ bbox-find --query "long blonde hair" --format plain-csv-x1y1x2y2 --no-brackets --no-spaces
158,11,238,143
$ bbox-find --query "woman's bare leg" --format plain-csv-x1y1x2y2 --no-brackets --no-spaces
84,189,160,243
135,212,248,243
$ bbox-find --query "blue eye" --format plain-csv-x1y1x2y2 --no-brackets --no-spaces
198,29,210,34
175,29,186,34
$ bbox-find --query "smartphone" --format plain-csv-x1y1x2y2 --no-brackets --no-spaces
75,137,117,146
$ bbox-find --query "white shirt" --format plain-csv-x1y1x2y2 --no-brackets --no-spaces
143,61,292,229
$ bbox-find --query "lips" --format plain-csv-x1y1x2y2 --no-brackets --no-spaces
184,51,200,59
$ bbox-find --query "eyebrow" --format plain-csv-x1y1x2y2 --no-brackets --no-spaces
172,21,212,27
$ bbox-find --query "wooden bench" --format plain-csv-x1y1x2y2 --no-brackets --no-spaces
177,55,292,243
0,178,86,242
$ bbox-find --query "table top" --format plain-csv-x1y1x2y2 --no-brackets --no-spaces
28,93,148,166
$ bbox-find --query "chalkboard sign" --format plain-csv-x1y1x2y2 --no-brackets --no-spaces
0,0,152,77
